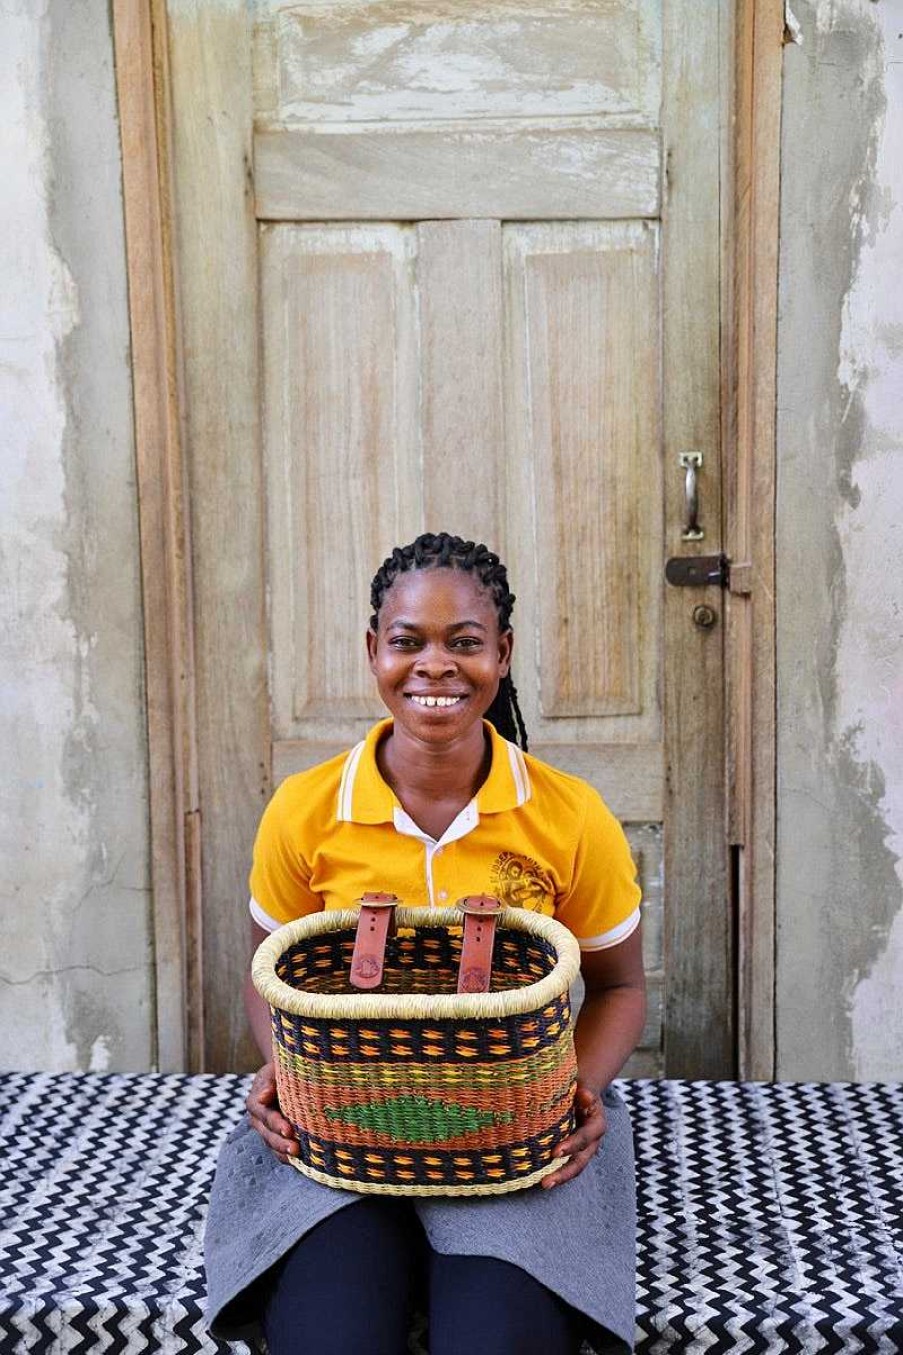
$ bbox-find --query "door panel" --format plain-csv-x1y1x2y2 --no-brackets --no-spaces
255,128,660,221
418,221,505,540
252,0,662,221
253,0,662,126
503,222,661,735
262,224,420,736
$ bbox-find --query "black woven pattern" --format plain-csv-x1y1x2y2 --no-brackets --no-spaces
271,989,573,1064
274,926,559,997
292,1105,576,1189
1,1074,901,1353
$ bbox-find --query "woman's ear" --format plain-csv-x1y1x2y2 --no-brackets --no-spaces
498,628,513,678
366,626,378,672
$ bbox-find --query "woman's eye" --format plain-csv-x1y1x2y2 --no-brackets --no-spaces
452,637,482,650
389,636,419,649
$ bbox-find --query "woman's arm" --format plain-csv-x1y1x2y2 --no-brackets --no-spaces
244,920,300,1162
541,921,646,1188
244,921,277,1061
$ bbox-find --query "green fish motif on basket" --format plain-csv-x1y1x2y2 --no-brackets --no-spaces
324,1094,515,1142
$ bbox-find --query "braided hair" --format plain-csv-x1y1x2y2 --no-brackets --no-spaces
369,532,529,750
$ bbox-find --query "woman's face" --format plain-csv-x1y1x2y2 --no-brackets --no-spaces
366,567,512,745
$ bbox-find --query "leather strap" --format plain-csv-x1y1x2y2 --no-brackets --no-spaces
350,893,399,990
455,895,502,994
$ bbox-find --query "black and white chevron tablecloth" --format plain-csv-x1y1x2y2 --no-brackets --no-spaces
0,1074,900,1353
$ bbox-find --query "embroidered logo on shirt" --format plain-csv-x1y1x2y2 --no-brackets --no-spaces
489,852,554,913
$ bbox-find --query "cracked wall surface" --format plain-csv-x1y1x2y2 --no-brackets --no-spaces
0,1,153,1070
776,0,903,1079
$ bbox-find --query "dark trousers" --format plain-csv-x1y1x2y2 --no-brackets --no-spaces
262,1197,584,1355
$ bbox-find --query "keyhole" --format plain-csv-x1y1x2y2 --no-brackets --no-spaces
692,604,718,630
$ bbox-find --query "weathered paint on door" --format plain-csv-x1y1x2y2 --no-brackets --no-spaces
164,0,730,1076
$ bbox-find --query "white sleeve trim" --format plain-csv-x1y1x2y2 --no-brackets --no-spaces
249,897,281,933
577,906,641,952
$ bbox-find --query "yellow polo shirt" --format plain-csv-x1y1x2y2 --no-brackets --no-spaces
249,719,641,951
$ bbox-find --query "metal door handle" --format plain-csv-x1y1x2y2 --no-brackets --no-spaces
679,452,704,540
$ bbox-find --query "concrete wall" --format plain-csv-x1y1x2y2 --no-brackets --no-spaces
0,2,153,1070
776,0,903,1079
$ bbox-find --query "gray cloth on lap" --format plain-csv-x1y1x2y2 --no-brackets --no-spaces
204,1085,635,1354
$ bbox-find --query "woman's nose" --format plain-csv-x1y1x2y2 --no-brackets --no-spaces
414,645,456,676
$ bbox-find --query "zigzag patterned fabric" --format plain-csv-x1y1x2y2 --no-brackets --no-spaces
631,1081,902,1352
0,1074,900,1352
0,1072,250,1355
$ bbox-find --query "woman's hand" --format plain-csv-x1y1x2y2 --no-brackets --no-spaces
541,1081,607,1188
246,1063,299,1163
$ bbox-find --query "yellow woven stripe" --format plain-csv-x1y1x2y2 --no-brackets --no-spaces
274,1037,573,1091
308,1063,567,1106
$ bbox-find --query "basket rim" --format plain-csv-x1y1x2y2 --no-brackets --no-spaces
252,906,582,1020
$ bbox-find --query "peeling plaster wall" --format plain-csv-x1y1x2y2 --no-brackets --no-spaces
0,3,153,1069
776,0,903,1079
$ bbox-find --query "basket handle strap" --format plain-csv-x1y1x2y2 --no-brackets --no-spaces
350,893,399,990
455,895,502,994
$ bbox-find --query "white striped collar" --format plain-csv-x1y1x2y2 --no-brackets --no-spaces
335,719,531,824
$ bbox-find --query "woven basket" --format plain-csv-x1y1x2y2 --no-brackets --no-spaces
252,906,582,1196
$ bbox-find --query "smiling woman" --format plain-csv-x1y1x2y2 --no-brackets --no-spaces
204,532,646,1355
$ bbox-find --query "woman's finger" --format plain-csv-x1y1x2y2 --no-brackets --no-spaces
247,1083,288,1125
248,1107,299,1158
541,1084,607,1187
247,1065,283,1118
249,1118,299,1160
542,1143,597,1188
247,1064,299,1156
253,1103,298,1143
556,1089,607,1155
552,1117,606,1165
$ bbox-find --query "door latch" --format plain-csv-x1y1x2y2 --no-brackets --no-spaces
664,555,753,593
665,554,728,588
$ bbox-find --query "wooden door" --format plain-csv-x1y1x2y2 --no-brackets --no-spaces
163,0,731,1078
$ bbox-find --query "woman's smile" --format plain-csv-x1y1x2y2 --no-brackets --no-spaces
405,693,467,708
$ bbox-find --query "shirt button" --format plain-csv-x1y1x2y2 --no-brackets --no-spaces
438,889,448,901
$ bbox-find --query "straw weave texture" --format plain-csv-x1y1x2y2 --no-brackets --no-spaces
254,909,580,1194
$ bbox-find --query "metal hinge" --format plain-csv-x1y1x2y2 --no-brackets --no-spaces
665,555,753,594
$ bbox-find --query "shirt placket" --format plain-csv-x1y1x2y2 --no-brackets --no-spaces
393,802,479,908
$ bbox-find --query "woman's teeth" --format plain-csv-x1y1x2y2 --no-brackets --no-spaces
408,695,463,708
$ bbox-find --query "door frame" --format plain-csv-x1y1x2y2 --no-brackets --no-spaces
113,0,782,1076
727,0,783,1080
113,0,204,1073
